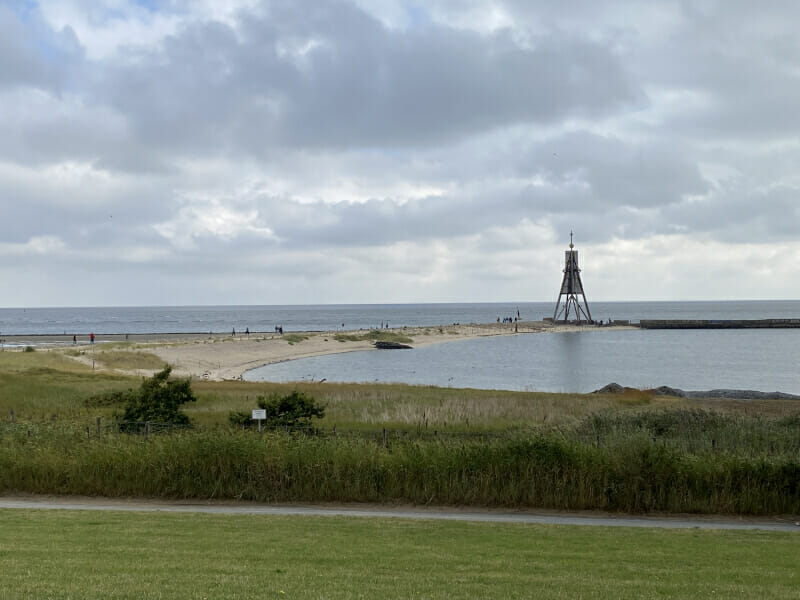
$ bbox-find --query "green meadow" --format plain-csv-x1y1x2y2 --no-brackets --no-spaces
1,348,799,514
1,509,798,599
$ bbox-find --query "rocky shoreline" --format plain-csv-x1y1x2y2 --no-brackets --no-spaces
594,382,800,401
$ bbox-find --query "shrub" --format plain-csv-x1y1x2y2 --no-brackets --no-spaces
229,390,325,431
120,366,196,426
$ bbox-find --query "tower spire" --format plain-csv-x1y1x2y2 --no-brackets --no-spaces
553,232,592,324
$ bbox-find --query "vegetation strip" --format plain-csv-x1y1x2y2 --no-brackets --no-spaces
2,350,799,516
2,508,799,599
3,427,800,514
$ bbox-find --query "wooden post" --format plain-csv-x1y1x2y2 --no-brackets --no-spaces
9,409,14,425
85,426,90,440
382,428,387,447
96,416,101,434
145,421,151,439
27,429,31,439
712,439,716,451
770,441,775,455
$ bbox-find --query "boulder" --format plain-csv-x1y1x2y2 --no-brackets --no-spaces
593,382,625,394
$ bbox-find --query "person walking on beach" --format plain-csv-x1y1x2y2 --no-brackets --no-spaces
90,333,95,344
232,327,236,337
72,335,76,345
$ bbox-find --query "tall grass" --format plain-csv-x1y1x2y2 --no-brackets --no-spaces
572,408,800,457
0,353,135,421
188,381,639,429
1,422,798,515
1,352,799,515
95,350,167,370
333,330,413,344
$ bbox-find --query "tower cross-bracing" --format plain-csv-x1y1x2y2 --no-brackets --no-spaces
553,232,593,323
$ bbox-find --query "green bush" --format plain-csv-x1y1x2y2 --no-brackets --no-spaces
229,390,325,430
120,366,196,426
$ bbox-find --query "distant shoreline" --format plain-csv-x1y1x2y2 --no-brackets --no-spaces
27,321,626,381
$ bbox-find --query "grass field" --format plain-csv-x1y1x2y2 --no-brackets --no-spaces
2,349,799,515
0,508,798,599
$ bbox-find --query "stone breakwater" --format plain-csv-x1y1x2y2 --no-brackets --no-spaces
640,319,800,329
594,382,800,401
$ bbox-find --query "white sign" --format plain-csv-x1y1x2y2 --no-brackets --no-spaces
252,409,266,420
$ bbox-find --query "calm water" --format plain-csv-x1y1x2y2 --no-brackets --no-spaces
244,327,800,394
3,301,799,393
2,300,800,335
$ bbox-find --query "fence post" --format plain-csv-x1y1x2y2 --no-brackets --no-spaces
27,429,31,439
145,421,151,439
770,441,775,455
9,409,14,425
712,439,716,451
382,428,387,447
85,426,90,440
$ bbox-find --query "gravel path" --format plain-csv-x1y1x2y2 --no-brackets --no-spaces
2,496,798,532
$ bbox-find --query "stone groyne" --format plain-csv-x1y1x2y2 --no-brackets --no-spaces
639,319,800,329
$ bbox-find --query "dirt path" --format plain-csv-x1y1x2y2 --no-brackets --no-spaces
1,496,797,532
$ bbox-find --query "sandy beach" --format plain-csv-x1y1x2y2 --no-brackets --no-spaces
16,321,622,381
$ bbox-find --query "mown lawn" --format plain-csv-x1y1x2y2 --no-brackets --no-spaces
0,508,797,599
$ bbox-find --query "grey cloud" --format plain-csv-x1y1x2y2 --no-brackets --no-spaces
250,131,707,249
515,131,708,209
0,172,175,248
97,0,641,159
664,185,800,243
0,6,83,92
3,0,800,306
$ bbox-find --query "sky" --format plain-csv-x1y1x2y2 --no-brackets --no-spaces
1,0,799,307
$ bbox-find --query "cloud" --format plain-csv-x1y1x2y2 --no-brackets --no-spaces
1,0,799,306
92,0,642,160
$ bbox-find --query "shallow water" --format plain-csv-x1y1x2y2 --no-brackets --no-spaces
244,328,800,394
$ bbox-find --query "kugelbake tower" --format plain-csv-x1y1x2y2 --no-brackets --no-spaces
553,232,593,323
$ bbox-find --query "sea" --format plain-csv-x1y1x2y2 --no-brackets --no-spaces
3,301,800,394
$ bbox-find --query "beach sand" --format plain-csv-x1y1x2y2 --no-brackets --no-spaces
13,321,624,381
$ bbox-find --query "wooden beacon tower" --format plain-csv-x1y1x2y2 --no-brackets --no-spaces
553,232,593,323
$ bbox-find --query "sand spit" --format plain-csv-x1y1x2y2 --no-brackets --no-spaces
38,321,628,381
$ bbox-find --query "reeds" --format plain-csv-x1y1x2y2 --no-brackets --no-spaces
1,419,798,515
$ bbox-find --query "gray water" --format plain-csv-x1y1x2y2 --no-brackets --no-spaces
244,328,800,394
3,301,799,393
2,300,800,335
